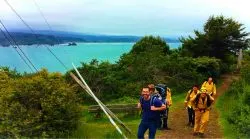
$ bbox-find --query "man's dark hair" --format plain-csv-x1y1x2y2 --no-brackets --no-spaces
193,84,199,89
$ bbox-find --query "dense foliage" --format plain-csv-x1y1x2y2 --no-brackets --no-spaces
219,60,250,138
0,69,80,138
66,36,222,103
180,15,249,66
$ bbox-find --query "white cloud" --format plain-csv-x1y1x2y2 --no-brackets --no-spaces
0,0,249,37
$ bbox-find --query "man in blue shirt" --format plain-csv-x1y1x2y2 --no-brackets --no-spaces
137,87,166,139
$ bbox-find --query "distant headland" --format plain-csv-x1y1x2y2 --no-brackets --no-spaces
0,30,179,47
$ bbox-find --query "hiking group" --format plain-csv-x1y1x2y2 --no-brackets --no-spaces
137,77,216,139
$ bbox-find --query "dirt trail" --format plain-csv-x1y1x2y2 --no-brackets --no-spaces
158,74,239,138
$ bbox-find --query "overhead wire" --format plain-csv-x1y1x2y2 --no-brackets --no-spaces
32,0,131,136
31,0,131,136
3,0,131,137
0,20,38,72
3,0,69,71
0,27,34,72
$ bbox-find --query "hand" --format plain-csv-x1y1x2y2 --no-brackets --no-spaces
206,107,212,111
151,106,157,111
194,108,198,111
166,101,170,106
184,101,188,107
137,103,141,109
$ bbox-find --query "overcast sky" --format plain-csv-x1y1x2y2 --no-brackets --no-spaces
0,0,250,37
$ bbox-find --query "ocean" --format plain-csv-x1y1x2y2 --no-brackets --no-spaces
0,42,181,73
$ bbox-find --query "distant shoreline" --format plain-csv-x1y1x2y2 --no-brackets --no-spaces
0,41,180,47
0,31,179,47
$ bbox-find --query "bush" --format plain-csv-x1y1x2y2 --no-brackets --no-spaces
222,65,250,138
0,69,81,138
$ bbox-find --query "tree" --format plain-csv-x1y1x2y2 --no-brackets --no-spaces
130,36,170,55
181,15,249,63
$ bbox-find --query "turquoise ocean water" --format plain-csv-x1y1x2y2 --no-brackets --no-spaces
0,42,181,73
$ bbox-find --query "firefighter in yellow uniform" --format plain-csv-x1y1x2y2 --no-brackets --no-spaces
163,87,172,130
184,85,200,127
201,77,216,96
191,87,214,138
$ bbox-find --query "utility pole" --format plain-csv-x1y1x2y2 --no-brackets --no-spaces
237,49,243,69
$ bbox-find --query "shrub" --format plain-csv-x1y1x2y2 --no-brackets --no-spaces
0,69,81,138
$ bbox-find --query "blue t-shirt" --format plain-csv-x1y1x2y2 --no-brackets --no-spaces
141,97,163,122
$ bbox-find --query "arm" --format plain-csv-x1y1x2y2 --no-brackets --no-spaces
168,92,172,106
151,98,166,111
151,104,166,111
213,84,216,96
166,89,172,106
206,94,215,110
137,102,141,109
208,94,214,101
184,90,191,103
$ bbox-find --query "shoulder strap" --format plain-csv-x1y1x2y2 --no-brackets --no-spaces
194,94,200,107
139,96,143,105
188,89,192,94
206,94,212,107
186,89,192,101
150,95,157,106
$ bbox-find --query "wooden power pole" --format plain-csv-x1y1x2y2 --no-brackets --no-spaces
237,49,243,69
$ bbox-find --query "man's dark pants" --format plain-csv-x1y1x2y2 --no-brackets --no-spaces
187,107,195,125
137,120,158,139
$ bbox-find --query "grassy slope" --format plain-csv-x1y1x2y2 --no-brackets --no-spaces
216,92,237,139
71,93,185,138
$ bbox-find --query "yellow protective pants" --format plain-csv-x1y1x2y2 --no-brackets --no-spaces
194,110,209,133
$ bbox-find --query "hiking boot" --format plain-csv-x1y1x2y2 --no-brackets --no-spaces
158,127,164,130
193,132,198,136
164,127,171,130
198,133,205,138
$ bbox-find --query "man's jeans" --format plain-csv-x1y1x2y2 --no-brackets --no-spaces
137,120,158,139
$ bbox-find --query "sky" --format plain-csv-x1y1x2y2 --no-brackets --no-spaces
0,0,250,38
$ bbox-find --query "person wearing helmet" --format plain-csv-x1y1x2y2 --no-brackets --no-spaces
191,87,214,138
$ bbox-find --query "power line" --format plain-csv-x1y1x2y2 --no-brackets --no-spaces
0,27,34,72
32,0,61,45
4,0,69,71
0,20,38,72
32,1,131,136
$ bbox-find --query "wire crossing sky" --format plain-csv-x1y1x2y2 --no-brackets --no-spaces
0,0,249,37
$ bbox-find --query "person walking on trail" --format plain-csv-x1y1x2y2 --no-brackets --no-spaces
184,85,200,127
137,87,166,139
148,83,163,129
163,87,172,130
149,84,170,130
191,87,214,138
201,77,216,96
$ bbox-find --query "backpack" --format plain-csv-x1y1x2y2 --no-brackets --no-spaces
155,84,167,100
194,94,212,108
